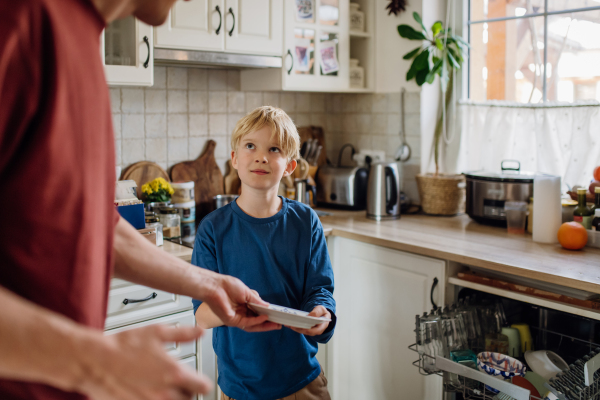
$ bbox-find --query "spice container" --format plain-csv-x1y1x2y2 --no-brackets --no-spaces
349,3,365,32
349,59,364,88
145,212,163,246
172,201,196,224
171,181,195,204
158,206,181,239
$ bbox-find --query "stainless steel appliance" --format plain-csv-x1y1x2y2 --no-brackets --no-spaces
316,165,369,210
464,160,534,226
366,161,402,221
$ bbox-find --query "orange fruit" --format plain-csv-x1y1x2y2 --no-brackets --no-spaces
594,165,600,182
557,222,588,250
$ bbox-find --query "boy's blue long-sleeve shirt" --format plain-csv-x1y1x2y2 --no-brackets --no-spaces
191,197,336,400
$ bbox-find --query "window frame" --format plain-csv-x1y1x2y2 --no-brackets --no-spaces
466,0,600,102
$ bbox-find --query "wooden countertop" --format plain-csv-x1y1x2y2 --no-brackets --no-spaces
319,210,600,294
161,240,193,262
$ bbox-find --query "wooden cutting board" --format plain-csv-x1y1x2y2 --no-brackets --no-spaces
170,140,224,218
120,161,170,199
224,160,241,195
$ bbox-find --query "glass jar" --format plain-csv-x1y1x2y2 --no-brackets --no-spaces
158,206,181,239
349,3,365,32
145,212,163,246
349,58,364,88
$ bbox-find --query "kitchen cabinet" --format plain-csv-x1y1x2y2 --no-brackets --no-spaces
102,16,154,86
240,0,375,92
154,0,283,56
326,236,445,400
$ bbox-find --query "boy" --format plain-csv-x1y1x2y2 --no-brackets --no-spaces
192,106,336,400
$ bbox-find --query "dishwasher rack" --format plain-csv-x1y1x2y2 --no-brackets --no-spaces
409,344,600,400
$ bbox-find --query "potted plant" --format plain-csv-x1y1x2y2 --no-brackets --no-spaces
398,12,468,215
141,177,174,209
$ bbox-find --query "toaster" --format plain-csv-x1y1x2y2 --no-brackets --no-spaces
316,165,369,210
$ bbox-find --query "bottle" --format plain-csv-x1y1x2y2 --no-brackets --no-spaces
593,209,600,231
349,3,365,32
349,59,364,88
591,186,600,214
574,188,592,229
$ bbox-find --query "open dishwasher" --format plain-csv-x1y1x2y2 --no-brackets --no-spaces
410,284,600,400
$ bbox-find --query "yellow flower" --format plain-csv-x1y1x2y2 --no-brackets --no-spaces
141,183,152,194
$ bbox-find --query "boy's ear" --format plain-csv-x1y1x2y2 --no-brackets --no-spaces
231,150,238,169
282,158,297,177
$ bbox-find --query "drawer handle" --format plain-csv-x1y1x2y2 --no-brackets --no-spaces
142,36,150,69
215,5,222,35
123,292,157,305
228,7,235,36
430,277,439,311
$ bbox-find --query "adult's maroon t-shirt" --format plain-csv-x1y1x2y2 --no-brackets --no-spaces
0,0,117,398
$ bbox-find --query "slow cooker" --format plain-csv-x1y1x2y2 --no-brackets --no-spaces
464,160,535,226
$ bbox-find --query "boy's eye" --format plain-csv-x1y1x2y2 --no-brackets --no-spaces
245,143,255,150
270,147,280,153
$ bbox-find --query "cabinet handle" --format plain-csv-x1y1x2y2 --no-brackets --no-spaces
123,292,157,305
228,7,235,36
286,49,293,75
143,36,150,68
430,277,439,311
215,5,222,35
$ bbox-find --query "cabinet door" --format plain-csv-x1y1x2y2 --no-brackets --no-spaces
154,0,224,51
282,0,349,91
328,237,445,400
223,0,283,56
102,16,153,86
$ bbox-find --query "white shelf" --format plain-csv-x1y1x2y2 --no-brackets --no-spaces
448,276,600,321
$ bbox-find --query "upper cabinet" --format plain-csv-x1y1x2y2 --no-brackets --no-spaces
154,0,283,56
102,16,154,86
240,0,374,92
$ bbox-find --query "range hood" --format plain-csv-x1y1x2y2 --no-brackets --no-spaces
153,48,282,69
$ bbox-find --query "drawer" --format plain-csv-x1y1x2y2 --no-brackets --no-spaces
110,278,133,290
180,356,199,400
105,311,197,360
105,284,193,330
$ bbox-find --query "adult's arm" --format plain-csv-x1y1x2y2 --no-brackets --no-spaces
0,285,211,400
113,216,273,330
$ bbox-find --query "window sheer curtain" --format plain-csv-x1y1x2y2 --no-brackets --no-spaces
456,101,600,188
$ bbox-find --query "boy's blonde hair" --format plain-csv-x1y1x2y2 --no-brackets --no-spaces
231,106,300,160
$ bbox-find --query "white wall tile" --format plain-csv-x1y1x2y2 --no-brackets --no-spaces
115,139,122,166
404,91,421,113
153,67,167,89
296,93,310,112
227,114,244,136
342,114,357,133
245,92,263,112
168,138,189,160
146,114,167,138
310,93,326,112
386,135,401,158
188,69,208,90
387,93,401,113
168,90,188,113
189,137,208,159
213,136,229,159
227,70,240,91
371,114,387,134
168,114,188,138
109,88,121,113
356,94,373,113
342,94,357,113
227,92,245,113
331,94,343,112
112,114,121,140
280,93,296,112
372,135,388,152
145,89,167,113
145,138,167,162
208,70,227,91
357,134,372,151
310,113,326,127
122,88,144,113
189,114,208,137
263,92,280,108
326,114,342,132
295,113,311,127
356,114,372,133
189,91,208,113
405,113,421,136
122,139,145,165
122,114,145,139
209,114,227,136
387,114,401,135
372,94,386,113
167,67,188,89
209,91,227,113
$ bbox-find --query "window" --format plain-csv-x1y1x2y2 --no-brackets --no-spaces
468,0,600,103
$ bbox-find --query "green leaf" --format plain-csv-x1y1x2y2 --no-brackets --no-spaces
447,48,461,68
413,50,430,70
425,58,443,84
435,38,444,50
416,68,430,86
453,34,470,48
413,12,427,32
432,21,443,37
397,24,427,40
403,46,422,60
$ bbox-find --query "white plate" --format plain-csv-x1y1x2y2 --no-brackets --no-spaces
248,303,331,330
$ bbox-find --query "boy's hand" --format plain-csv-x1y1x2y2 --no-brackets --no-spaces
285,306,331,336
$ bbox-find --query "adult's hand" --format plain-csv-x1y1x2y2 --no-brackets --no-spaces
285,305,331,336
76,324,210,400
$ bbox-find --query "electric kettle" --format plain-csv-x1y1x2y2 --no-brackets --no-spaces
366,161,402,220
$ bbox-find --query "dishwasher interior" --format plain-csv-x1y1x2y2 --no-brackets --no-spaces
410,287,600,400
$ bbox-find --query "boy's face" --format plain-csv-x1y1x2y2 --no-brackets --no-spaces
231,126,296,193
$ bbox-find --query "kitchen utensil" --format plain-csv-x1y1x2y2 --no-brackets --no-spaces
171,181,195,204
511,376,541,399
366,161,402,220
337,143,356,167
248,303,330,330
295,158,310,180
532,174,561,244
464,160,534,226
298,126,327,167
477,352,526,393
511,324,533,353
524,351,569,381
295,179,307,204
224,160,241,195
304,138,314,160
315,165,369,210
213,194,238,209
395,88,412,162
485,333,510,354
310,145,323,166
523,371,548,398
505,201,528,234
121,161,170,199
171,140,224,219
501,327,521,358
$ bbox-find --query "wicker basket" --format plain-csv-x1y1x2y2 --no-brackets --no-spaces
416,173,466,215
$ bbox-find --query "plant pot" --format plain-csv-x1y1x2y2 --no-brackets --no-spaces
416,173,466,215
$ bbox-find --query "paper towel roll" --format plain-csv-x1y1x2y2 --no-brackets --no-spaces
532,174,562,243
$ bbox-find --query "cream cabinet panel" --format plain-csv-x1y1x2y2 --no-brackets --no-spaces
102,16,153,86
223,0,283,56
155,0,225,51
327,236,445,400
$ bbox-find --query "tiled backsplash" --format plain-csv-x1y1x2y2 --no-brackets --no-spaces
112,67,421,203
